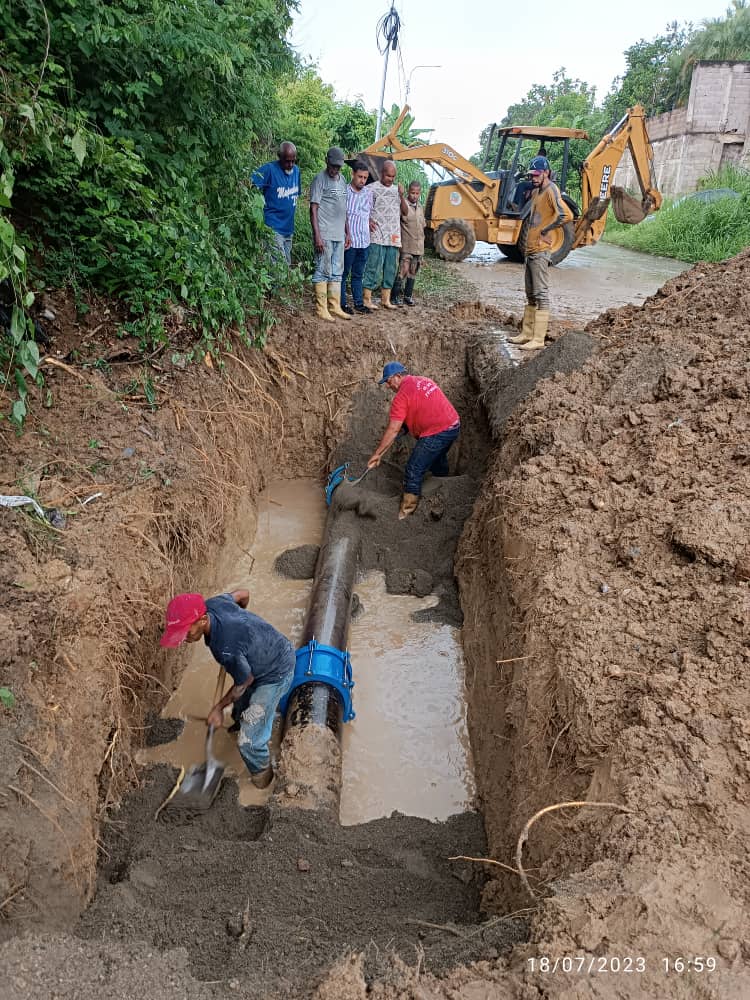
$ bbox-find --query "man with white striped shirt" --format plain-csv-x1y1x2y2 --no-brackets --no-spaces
340,161,373,315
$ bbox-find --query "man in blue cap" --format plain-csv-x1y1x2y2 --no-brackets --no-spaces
367,361,460,519
508,155,572,351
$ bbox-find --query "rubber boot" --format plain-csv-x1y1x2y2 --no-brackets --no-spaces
363,288,378,311
520,308,549,350
509,305,536,344
381,288,397,311
314,282,334,322
398,492,419,520
327,283,352,320
403,278,416,306
391,276,403,306
250,764,274,789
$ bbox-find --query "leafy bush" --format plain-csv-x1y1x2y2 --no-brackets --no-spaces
1,0,298,361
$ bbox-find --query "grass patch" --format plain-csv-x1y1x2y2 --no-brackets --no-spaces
418,254,476,305
603,166,750,263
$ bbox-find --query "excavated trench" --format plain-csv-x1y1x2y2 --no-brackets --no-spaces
73,335,538,997
5,258,750,999
1,313,608,998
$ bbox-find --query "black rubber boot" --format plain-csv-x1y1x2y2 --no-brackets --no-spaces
391,275,403,306
404,278,416,306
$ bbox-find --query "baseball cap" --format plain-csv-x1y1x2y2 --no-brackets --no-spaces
326,146,345,166
160,593,207,647
529,155,550,173
379,361,407,384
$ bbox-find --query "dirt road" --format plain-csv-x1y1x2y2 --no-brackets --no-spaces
455,241,689,323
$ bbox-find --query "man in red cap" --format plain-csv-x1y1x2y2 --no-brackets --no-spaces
160,589,295,788
367,361,460,520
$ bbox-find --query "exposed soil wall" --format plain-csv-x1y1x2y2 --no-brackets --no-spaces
0,299,499,939
455,251,750,996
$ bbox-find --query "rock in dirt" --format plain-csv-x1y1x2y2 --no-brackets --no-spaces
144,712,184,747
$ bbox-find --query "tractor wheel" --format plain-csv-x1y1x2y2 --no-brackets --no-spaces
516,217,575,266
433,219,476,262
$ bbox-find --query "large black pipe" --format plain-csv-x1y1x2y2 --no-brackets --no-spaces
277,507,360,811
300,529,358,649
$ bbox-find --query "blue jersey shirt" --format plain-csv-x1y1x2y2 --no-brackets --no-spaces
251,161,300,237
204,594,295,687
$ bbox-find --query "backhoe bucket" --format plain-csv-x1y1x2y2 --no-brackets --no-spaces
347,152,391,181
611,186,649,225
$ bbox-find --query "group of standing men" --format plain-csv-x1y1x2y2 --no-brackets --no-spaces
253,143,425,323
253,142,571,351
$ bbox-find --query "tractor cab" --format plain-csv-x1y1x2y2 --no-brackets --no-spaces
480,124,589,218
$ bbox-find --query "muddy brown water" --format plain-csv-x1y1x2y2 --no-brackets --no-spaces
143,478,475,821
459,240,689,323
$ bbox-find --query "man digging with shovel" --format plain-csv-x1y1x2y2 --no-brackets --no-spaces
367,361,460,520
160,590,295,788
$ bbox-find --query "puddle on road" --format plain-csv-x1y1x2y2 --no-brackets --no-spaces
460,240,689,323
142,478,475,820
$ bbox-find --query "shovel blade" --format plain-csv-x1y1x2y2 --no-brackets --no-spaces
169,760,225,812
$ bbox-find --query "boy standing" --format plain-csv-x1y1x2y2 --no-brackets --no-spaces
393,181,425,306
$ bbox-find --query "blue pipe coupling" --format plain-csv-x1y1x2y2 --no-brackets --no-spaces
280,639,356,722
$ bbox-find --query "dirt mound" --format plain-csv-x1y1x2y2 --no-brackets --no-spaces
76,765,524,998
457,250,750,995
468,328,597,437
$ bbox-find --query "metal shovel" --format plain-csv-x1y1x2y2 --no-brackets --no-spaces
170,724,224,811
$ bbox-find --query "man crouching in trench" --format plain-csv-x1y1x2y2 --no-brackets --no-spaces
160,590,295,788
367,361,460,519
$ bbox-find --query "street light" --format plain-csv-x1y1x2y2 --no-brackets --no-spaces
405,65,442,103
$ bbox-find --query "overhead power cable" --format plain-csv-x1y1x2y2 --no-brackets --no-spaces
376,5,401,55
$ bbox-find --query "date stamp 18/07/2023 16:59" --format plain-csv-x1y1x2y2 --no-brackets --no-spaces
527,955,719,975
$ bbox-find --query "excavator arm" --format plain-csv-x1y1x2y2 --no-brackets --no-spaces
574,104,662,248
361,106,498,219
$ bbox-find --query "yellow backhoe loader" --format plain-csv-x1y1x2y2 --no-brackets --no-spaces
359,104,662,265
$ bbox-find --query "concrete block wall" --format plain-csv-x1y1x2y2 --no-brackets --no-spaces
614,61,750,196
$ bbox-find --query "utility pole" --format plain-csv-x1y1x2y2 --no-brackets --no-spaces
375,4,401,141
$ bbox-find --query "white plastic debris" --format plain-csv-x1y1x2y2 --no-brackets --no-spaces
0,494,46,518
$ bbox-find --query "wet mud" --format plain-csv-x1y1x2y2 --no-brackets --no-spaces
76,764,525,998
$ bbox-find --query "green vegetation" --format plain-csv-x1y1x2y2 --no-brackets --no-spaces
0,3,435,426
604,166,750,262
0,686,15,709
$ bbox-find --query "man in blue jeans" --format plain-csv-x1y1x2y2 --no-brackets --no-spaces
160,590,294,788
309,146,351,322
340,161,373,314
367,361,461,520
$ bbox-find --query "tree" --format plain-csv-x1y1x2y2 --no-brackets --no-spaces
677,0,750,100
474,70,607,197
603,22,693,124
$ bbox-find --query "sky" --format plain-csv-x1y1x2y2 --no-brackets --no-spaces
290,0,733,156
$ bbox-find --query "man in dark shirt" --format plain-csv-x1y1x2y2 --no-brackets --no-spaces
160,590,295,787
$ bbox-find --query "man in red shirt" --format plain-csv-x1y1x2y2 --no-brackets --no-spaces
367,361,460,519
